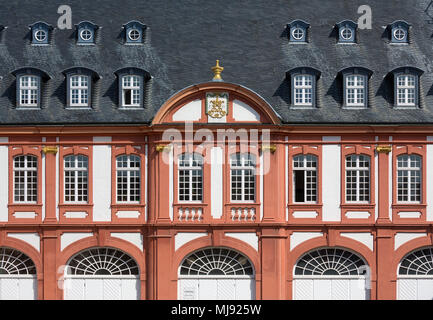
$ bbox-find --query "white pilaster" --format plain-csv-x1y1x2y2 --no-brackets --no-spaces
322,136,341,222
211,147,223,219
0,137,8,222
93,136,112,222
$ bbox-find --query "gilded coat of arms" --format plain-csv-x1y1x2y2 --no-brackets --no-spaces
206,92,229,119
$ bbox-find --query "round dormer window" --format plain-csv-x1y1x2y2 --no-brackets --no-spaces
80,28,93,41
128,28,140,41
394,27,406,41
34,30,47,42
340,27,353,40
292,27,304,40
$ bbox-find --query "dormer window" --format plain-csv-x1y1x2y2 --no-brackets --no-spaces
30,22,52,45
390,67,423,108
76,21,98,44
389,21,410,44
63,67,100,108
340,67,372,108
115,67,151,109
287,20,309,43
19,75,39,107
336,20,357,43
122,75,141,107
12,68,50,109
123,21,146,44
287,67,321,108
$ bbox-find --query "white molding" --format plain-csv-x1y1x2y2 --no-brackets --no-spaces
56,137,59,221
340,232,373,251
92,136,112,222
375,136,379,221
172,99,202,121
285,136,289,221
211,147,223,219
292,211,318,218
427,136,433,221
42,137,46,221
225,232,258,251
232,99,260,122
322,136,341,221
115,211,140,218
175,232,208,251
13,212,37,219
290,232,323,251
0,137,8,222
345,211,371,219
144,142,148,222
169,147,174,221
60,232,93,251
389,136,393,221
111,233,143,251
64,211,88,218
397,211,421,218
395,233,427,250
8,233,40,252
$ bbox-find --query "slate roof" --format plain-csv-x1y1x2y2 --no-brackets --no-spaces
1,0,433,125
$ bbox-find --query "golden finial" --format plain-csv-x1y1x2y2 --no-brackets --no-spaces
211,60,224,81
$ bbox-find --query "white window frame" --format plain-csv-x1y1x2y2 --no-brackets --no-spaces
69,75,89,107
345,154,370,203
291,28,304,40
397,154,422,203
230,153,256,203
13,155,38,203
293,75,313,106
292,154,317,203
64,155,88,204
79,28,93,41
116,155,141,204
346,75,365,107
340,27,353,41
178,153,203,203
396,75,416,107
121,75,141,107
394,28,406,41
19,75,39,107
34,30,47,42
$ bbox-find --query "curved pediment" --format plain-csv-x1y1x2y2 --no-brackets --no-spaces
152,82,281,125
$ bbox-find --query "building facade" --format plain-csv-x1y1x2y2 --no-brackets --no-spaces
0,0,433,300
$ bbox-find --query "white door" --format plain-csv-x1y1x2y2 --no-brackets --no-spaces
178,276,255,300
0,276,37,300
64,276,139,300
397,277,433,300
293,276,368,300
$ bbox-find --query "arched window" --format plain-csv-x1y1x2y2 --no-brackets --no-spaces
346,154,370,202
294,248,366,276
178,153,203,202
399,247,433,275
64,155,88,203
116,154,141,203
230,153,255,202
0,247,36,275
293,154,317,203
397,154,421,202
66,247,139,275
13,155,37,203
179,248,254,276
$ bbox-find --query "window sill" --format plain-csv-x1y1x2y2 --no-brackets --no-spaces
9,203,43,207
341,203,375,209
288,203,322,208
392,203,426,209
59,203,93,207
174,202,208,207
111,203,146,208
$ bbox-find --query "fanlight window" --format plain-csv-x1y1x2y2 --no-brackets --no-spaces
179,248,254,276
294,248,366,276
399,247,433,275
66,248,139,275
0,247,36,275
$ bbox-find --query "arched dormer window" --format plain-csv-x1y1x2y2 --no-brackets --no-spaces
122,21,146,44
286,67,321,108
336,20,357,43
339,67,373,108
76,21,98,44
29,21,53,45
12,67,50,108
115,67,151,109
62,67,100,108
390,67,423,108
287,20,309,43
389,20,410,44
